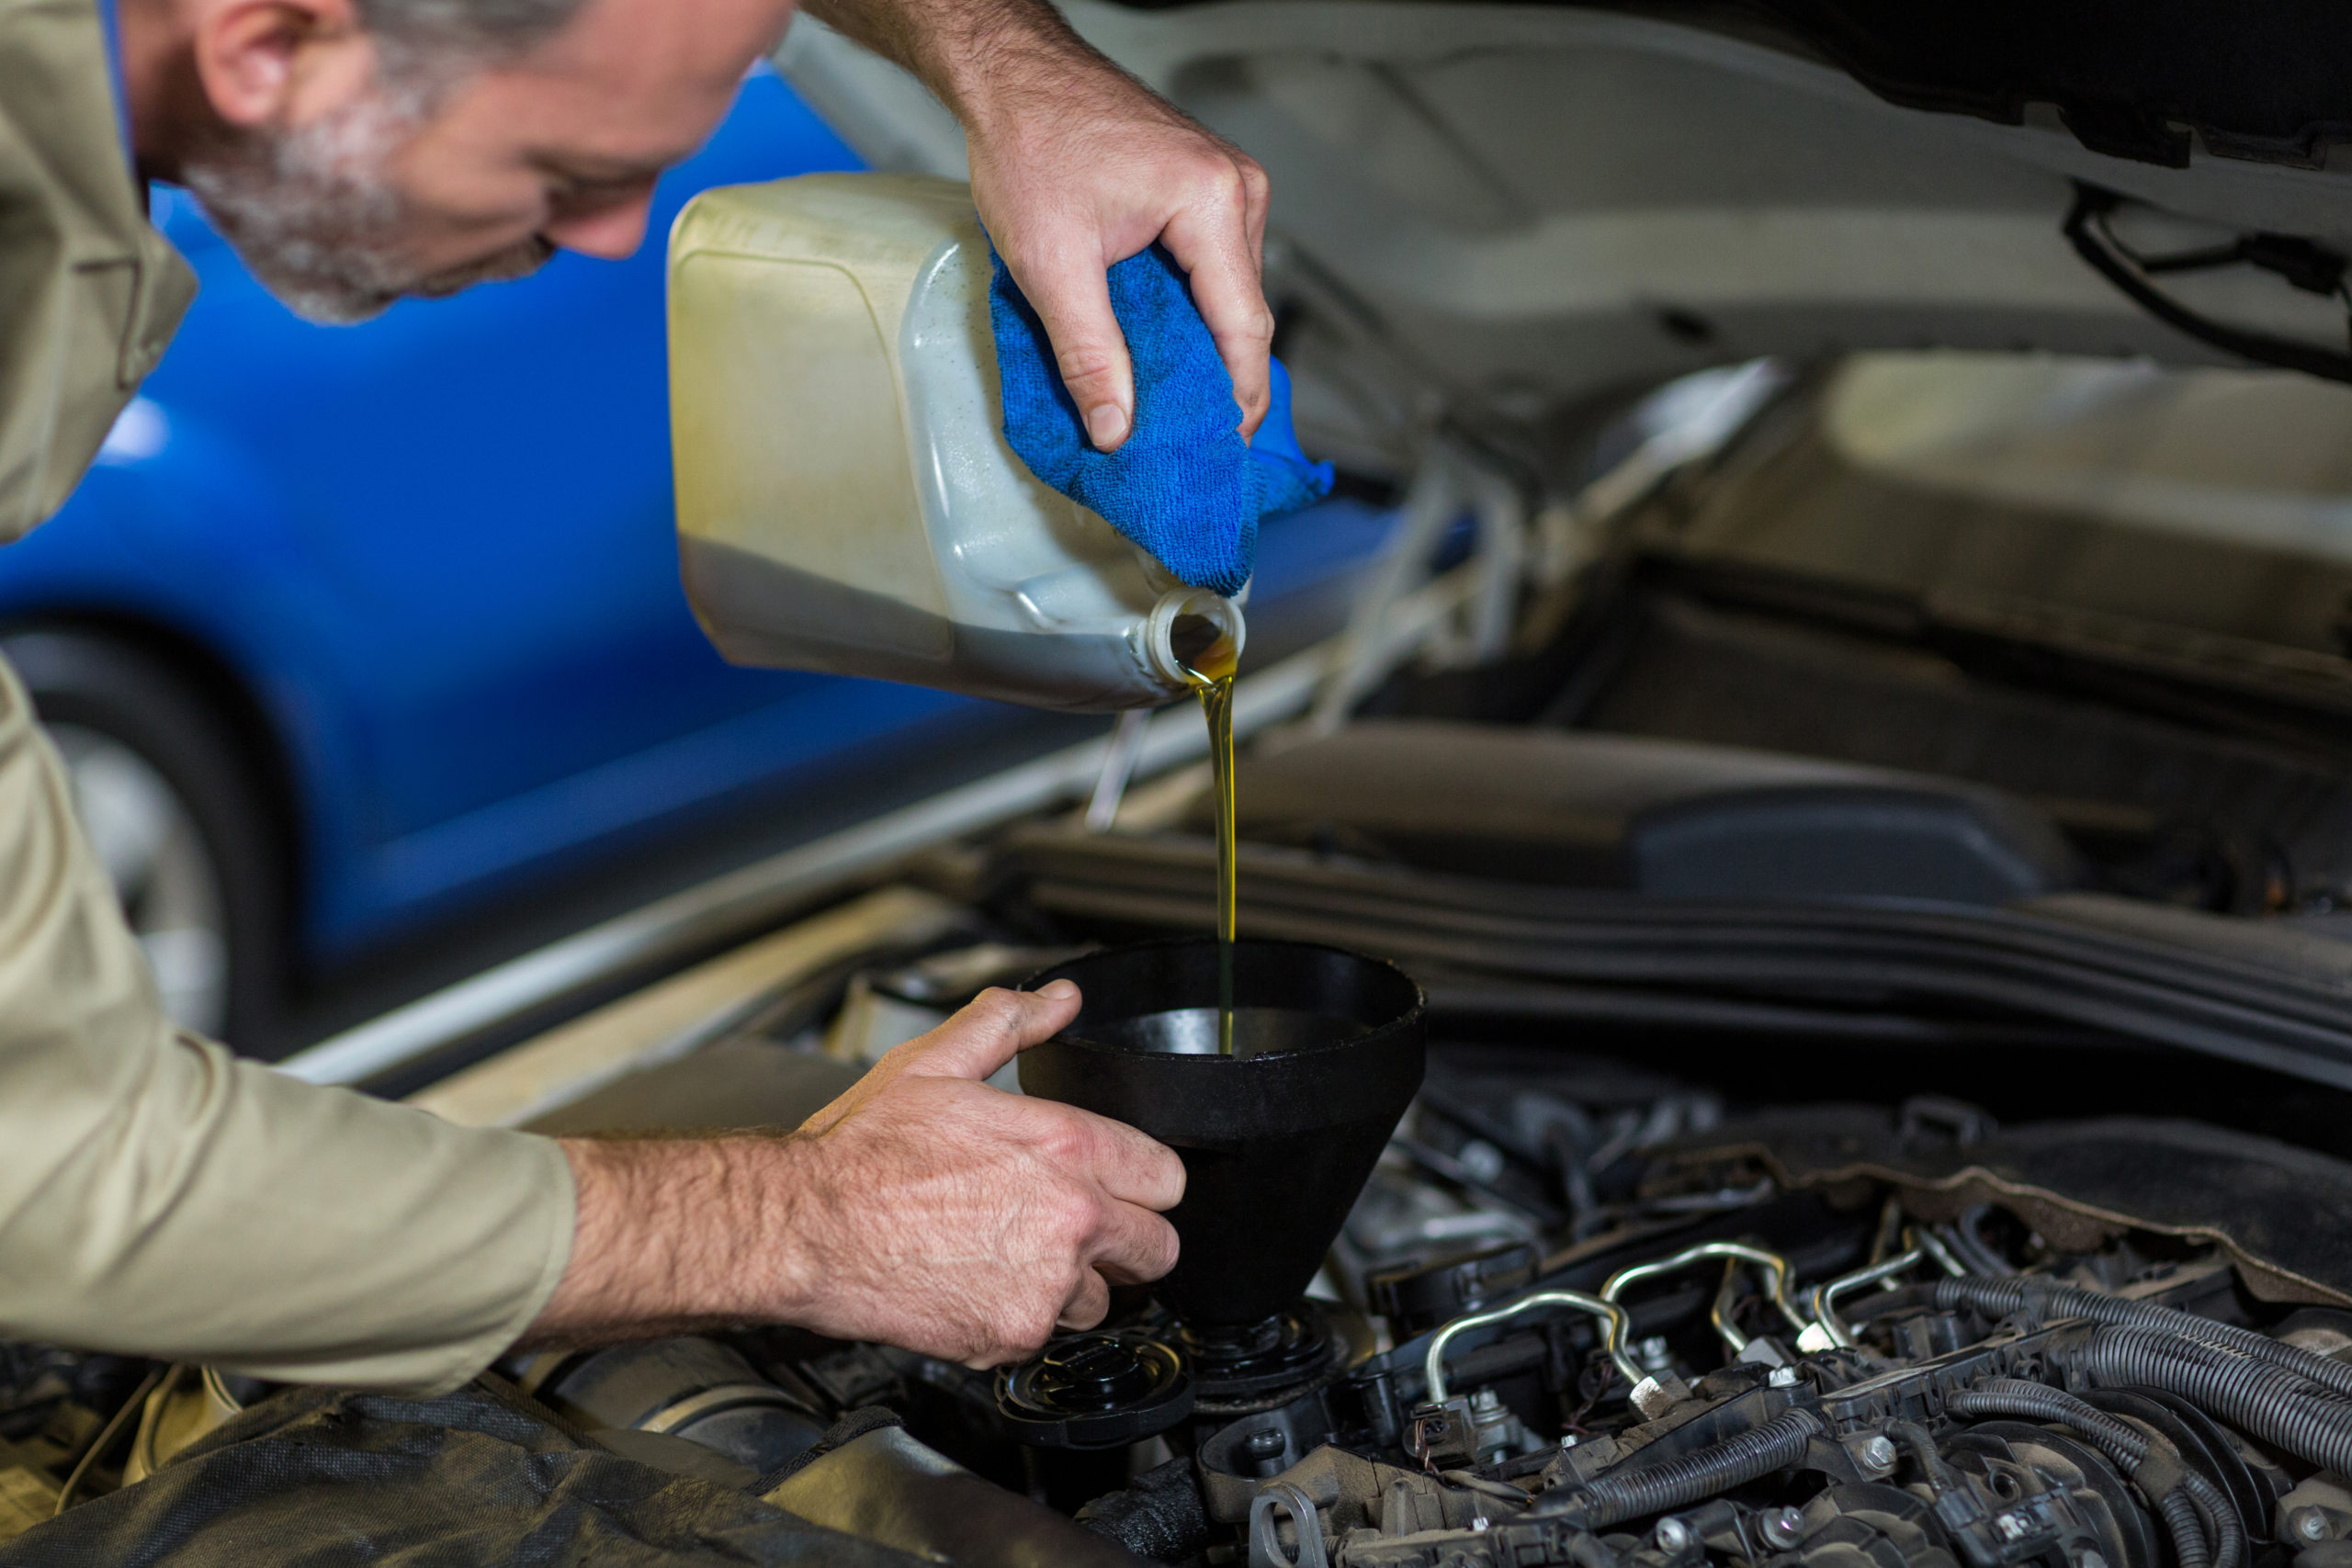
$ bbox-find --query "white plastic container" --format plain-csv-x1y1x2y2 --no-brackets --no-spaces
667,172,1243,712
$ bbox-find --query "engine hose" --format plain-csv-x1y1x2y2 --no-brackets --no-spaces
1887,1420,1966,1493
2061,1326,2352,1479
2185,1472,2243,1568
1946,1381,2241,1568
2160,1490,2213,1568
1530,1408,1821,1526
1928,1277,2352,1402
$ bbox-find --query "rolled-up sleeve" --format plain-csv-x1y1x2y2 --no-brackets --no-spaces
0,655,575,1392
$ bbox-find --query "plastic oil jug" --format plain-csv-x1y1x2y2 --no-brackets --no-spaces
667,172,1245,712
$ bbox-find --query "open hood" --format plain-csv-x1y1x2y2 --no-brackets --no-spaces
779,3,2352,465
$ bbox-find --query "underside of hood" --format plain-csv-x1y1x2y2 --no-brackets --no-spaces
1337,3,2352,173
779,3,2352,464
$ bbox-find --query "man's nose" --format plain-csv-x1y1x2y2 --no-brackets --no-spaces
541,186,656,261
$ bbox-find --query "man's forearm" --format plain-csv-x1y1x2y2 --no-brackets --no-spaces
523,987,1182,1369
526,1136,810,1347
799,0,1113,136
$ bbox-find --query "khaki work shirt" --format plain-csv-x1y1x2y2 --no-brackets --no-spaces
0,0,576,1391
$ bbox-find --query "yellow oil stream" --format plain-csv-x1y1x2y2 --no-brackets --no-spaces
1175,617,1241,1055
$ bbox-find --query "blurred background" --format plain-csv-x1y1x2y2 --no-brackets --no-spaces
11,64,1399,1058
38,57,2352,1068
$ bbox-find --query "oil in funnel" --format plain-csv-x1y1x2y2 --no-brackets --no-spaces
1020,938,1425,1327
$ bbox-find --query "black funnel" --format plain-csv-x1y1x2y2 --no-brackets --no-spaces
1021,939,1424,1327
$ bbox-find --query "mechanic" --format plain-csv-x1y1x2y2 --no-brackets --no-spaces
0,0,1274,1392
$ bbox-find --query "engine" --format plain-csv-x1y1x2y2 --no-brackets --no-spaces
1200,1215,2331,1568
499,1077,2352,1568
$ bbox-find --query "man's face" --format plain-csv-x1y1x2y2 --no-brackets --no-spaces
184,0,792,322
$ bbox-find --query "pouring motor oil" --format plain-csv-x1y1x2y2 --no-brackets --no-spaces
666,172,1243,714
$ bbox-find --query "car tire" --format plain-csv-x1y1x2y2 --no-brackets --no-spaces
0,629,288,1049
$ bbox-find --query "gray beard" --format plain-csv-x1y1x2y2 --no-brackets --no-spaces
179,89,554,325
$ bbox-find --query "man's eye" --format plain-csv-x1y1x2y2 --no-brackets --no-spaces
550,175,653,213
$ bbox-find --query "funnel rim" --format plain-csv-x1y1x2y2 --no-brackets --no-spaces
1021,935,1424,1066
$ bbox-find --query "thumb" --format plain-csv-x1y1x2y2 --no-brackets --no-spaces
899,981,1080,1082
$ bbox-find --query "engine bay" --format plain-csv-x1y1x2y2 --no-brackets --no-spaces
16,921,2352,1568
17,361,2352,1556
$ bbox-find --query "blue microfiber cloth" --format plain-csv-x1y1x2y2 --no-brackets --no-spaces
989,242,1333,597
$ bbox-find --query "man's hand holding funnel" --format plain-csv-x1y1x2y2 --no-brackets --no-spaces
535,982,1185,1367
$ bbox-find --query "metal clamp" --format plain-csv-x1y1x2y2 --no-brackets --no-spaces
1425,1289,1641,1402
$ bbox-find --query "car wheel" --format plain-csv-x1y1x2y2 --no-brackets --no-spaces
2,631,288,1046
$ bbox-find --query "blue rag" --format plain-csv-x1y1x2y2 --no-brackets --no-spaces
989,243,1333,597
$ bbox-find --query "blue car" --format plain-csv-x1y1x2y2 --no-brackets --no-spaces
0,66,1391,1050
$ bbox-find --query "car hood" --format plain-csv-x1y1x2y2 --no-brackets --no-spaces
779,2,2352,458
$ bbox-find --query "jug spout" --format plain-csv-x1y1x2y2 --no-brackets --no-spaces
1145,588,1246,691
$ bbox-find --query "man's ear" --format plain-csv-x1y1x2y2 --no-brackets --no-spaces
191,0,368,129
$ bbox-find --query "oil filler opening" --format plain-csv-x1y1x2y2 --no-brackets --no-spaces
1146,589,1246,692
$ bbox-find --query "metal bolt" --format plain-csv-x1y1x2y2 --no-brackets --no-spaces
1654,1517,1697,1553
1471,1388,1503,1413
1759,1506,1805,1550
1459,1139,1507,1183
1244,1428,1286,1459
1559,1432,1580,1450
2295,1508,2333,1543
1858,1434,1899,1476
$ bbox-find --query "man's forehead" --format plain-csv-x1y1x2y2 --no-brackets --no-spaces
528,0,790,80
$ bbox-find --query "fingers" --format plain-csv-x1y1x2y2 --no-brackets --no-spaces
963,1196,1174,1359
1002,231,1136,453
1159,153,1275,441
896,982,1080,1082
1080,1112,1186,1213
1055,1199,1179,1336
1017,1090,1184,1211
1086,1198,1181,1287
1057,1269,1112,1332
1241,154,1271,269
968,57,1272,450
